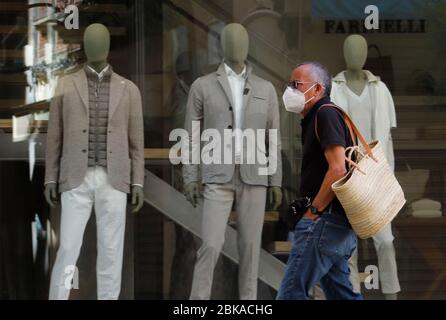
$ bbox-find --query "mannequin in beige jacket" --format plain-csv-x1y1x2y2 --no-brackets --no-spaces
44,24,144,212
44,24,144,300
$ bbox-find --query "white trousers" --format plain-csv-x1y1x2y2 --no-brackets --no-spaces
49,166,127,300
189,167,267,300
349,222,401,294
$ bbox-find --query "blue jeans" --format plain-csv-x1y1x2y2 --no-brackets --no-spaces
276,211,362,300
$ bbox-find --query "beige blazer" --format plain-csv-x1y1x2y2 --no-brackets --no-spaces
183,63,282,188
44,68,145,194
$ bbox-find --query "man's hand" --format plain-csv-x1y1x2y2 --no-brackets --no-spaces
131,186,144,213
268,186,282,211
44,183,58,207
184,182,200,208
303,208,320,221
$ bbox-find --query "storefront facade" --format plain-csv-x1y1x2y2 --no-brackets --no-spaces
0,0,445,300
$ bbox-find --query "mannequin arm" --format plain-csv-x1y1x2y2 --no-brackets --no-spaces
131,185,144,213
183,79,203,186
44,80,64,185
44,183,59,207
128,83,145,187
268,186,282,211
267,82,282,188
184,182,200,208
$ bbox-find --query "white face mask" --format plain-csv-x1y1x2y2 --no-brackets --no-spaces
282,84,317,114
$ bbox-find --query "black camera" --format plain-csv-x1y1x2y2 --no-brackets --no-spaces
285,197,311,231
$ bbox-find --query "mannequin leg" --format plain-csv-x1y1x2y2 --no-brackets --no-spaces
189,182,234,300
235,170,267,300
348,247,361,294
94,167,127,300
49,169,95,300
372,222,401,297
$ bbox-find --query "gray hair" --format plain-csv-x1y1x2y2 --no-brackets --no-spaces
296,61,332,96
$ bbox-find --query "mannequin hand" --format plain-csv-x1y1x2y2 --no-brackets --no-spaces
131,186,144,213
44,183,58,208
268,186,282,211
184,182,200,208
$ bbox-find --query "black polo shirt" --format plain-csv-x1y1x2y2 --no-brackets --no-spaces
300,96,355,215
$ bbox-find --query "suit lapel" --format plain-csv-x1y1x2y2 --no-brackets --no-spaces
216,64,234,106
109,73,126,121
73,70,89,114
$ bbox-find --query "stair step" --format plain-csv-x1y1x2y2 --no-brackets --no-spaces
393,217,446,227
0,25,27,34
268,241,291,255
0,49,24,59
0,74,27,84
0,2,27,11
0,99,25,108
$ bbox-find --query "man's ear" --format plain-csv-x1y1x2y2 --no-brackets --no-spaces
316,83,325,97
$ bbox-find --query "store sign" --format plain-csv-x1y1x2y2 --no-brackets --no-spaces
313,0,431,19
314,0,430,34
325,19,426,34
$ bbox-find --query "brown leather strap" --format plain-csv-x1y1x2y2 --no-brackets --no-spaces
315,104,375,159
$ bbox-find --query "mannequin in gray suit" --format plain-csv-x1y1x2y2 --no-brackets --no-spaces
183,23,282,300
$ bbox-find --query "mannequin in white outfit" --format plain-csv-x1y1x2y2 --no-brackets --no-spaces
330,35,401,300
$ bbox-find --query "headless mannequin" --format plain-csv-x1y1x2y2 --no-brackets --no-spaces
184,23,282,210
44,24,144,213
341,34,399,300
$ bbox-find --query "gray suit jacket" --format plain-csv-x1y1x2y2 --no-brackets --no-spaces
183,63,282,187
44,68,145,194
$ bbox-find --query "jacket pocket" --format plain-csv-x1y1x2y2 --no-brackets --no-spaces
252,95,267,101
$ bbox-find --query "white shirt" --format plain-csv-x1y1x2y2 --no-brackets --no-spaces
331,70,397,171
87,64,110,81
224,63,247,162
344,85,373,142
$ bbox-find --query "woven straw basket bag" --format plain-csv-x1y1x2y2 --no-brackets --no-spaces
317,105,406,239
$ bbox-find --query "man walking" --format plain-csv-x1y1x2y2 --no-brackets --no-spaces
277,62,362,300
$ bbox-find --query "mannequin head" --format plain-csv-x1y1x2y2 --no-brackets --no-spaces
83,23,110,66
343,34,368,71
220,23,249,65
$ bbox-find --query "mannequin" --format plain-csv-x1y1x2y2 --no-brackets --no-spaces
343,35,368,96
184,23,282,210
44,24,144,212
44,23,145,300
183,23,282,300
331,34,400,300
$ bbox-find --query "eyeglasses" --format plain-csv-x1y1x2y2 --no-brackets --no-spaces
287,80,318,89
